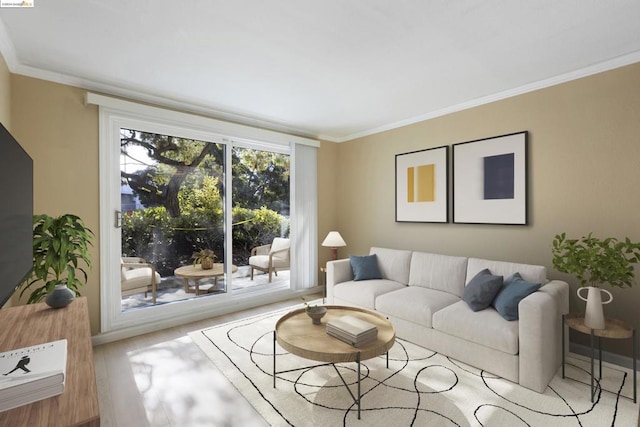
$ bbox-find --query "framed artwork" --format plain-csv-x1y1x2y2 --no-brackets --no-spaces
395,145,448,223
452,131,528,225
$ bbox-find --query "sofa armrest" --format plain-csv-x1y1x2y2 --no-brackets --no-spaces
326,258,352,303
538,280,570,316
518,279,569,392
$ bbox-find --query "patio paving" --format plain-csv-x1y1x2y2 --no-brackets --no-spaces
121,265,290,312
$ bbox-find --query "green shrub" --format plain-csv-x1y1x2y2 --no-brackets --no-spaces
122,204,288,275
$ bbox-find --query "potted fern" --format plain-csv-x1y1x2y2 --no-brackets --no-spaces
20,214,94,307
552,232,640,328
192,248,216,270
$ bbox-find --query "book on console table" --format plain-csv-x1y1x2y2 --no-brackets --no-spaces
0,339,67,412
326,315,378,347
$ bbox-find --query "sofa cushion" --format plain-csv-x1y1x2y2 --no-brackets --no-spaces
467,258,546,284
433,301,520,355
492,272,541,321
333,279,406,310
370,247,413,285
349,254,382,281
376,287,460,328
408,252,468,297
462,269,503,311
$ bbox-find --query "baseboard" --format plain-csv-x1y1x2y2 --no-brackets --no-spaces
570,342,638,370
92,286,323,346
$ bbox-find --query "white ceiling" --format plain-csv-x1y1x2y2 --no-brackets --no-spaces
1,1,639,142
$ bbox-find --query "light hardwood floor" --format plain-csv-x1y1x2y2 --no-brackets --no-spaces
93,295,318,426
94,296,640,427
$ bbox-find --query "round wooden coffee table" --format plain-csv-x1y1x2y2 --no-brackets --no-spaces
273,305,395,419
174,263,238,295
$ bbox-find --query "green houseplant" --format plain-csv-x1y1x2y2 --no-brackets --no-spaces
192,248,216,269
20,214,94,304
552,232,640,329
552,232,640,289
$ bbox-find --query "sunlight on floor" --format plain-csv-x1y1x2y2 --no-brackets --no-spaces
125,335,268,426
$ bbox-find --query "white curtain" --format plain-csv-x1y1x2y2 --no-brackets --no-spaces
290,143,318,289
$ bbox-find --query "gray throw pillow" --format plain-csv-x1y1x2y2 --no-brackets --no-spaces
492,272,541,321
462,268,503,312
349,254,382,281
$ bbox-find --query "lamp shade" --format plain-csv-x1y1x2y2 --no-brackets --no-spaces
321,231,346,248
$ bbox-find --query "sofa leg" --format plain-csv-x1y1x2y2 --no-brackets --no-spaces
250,267,254,280
268,269,273,283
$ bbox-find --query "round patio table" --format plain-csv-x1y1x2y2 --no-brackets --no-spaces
174,263,237,295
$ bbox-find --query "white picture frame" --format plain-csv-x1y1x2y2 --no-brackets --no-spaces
453,131,528,225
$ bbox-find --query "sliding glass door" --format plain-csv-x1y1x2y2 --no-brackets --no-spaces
230,145,290,293
119,128,228,311
94,95,316,334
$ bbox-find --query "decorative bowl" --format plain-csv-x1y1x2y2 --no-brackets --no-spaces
306,306,327,325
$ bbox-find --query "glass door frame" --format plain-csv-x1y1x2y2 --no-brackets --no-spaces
93,93,316,335
100,112,237,333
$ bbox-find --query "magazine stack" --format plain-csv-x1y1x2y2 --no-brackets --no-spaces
0,339,67,412
326,315,378,347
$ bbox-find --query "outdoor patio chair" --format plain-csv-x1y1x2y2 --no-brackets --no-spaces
249,237,290,283
121,257,160,304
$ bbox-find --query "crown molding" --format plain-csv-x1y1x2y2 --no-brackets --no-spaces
333,50,640,143
0,17,17,71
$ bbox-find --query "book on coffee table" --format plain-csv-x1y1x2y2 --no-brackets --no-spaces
326,328,378,347
327,315,377,337
326,315,378,347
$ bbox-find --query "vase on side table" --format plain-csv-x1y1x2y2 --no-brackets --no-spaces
577,286,613,329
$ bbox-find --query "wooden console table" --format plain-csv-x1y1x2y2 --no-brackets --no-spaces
0,297,100,426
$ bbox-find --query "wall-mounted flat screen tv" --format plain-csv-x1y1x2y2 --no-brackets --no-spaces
0,122,33,307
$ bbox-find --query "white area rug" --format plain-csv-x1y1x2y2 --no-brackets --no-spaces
189,308,639,426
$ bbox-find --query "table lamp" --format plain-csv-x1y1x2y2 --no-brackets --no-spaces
321,231,346,260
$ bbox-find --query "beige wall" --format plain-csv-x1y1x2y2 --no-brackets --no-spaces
0,53,10,128
10,75,101,332
317,140,341,273
337,61,640,356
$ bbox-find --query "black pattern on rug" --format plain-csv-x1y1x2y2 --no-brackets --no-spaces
190,309,639,426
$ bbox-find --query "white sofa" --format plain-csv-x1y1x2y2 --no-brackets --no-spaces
326,247,569,393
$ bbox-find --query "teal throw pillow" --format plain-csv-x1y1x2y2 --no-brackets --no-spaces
462,268,503,312
492,272,541,321
349,254,382,281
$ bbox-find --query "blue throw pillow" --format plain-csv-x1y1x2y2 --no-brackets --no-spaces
492,272,541,321
349,254,382,281
462,269,503,312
